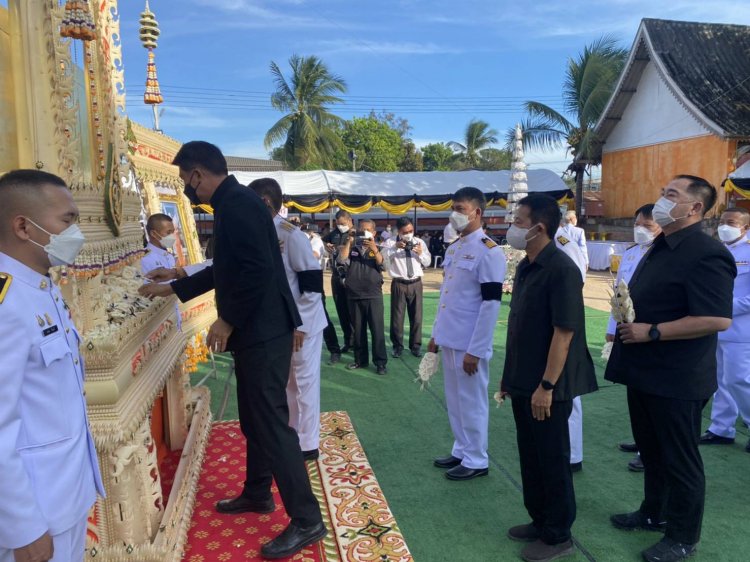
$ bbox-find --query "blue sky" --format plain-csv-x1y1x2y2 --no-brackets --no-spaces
104,1,750,172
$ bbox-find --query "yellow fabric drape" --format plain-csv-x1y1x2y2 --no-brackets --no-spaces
380,199,417,214
418,200,453,212
285,199,331,213
725,178,750,199
332,199,374,214
196,204,214,214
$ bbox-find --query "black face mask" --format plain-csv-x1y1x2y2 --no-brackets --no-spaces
184,183,202,206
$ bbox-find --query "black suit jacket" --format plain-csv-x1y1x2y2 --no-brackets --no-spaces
171,175,301,351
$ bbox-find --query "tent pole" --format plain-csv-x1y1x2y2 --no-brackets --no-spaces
413,205,417,232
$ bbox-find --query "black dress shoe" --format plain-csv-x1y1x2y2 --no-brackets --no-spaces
570,462,582,473
699,430,734,445
642,536,697,562
303,449,319,460
410,347,422,357
619,442,639,453
347,362,365,370
628,454,645,472
328,352,341,365
260,521,327,559
215,495,275,514
433,455,462,469
392,347,403,358
610,511,666,532
445,465,488,480
376,365,387,375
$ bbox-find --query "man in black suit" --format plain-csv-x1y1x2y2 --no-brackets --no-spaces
138,141,325,559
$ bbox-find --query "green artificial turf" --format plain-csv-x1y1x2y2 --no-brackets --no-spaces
192,293,750,562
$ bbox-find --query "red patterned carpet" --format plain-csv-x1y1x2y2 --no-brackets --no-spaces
161,412,412,561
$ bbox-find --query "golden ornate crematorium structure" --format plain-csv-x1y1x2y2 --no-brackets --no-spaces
0,2,215,560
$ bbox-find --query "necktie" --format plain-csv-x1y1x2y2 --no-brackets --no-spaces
405,244,414,278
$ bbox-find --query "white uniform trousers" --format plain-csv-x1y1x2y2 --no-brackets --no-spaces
708,340,750,438
286,329,324,451
0,516,87,562
568,396,583,464
442,347,490,469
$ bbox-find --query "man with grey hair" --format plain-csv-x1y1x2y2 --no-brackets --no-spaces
557,210,588,272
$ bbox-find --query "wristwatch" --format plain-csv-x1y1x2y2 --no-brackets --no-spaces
540,379,555,391
648,324,661,341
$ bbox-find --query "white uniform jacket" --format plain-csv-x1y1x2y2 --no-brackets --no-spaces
0,253,104,550
140,242,176,276
606,243,650,335
555,227,587,281
719,238,750,343
558,224,588,266
275,215,327,335
432,228,506,359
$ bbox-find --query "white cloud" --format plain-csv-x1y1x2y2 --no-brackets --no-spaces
221,139,270,159
316,39,463,56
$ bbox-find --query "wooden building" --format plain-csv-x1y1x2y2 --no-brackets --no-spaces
595,19,750,218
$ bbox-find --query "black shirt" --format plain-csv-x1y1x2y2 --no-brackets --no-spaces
502,242,598,401
604,222,736,400
171,175,301,351
323,229,352,279
343,244,384,299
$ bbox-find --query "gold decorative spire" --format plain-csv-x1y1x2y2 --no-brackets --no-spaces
139,1,163,112
60,0,96,41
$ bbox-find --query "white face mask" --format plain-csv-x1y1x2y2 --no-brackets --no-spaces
362,230,373,240
633,226,656,245
718,225,743,243
27,218,86,267
337,224,350,234
402,233,414,242
449,211,471,232
159,233,177,250
506,224,539,251
653,196,694,227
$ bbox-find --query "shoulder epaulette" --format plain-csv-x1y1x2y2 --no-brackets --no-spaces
0,273,12,304
482,237,498,249
556,235,570,245
280,219,296,232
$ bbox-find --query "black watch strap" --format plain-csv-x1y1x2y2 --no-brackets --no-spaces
649,324,661,341
541,379,555,391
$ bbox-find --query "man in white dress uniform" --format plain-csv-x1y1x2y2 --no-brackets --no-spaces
554,217,588,471
607,204,661,471
140,213,178,276
700,207,750,452
0,170,104,562
429,187,506,481
251,178,327,460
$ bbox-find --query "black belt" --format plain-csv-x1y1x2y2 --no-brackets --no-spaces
393,277,422,284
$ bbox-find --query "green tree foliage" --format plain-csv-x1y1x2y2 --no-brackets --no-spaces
510,35,628,211
478,147,512,170
339,116,405,172
422,142,455,171
264,54,347,169
400,141,424,172
448,119,499,170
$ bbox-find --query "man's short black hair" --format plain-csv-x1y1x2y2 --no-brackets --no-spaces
0,169,69,225
675,175,717,216
248,177,283,212
172,141,228,176
453,186,486,212
518,194,560,238
146,213,173,233
723,207,750,225
335,209,351,220
634,203,655,219
395,217,412,230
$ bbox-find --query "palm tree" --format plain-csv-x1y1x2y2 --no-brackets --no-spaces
448,119,498,169
510,35,628,211
264,55,347,169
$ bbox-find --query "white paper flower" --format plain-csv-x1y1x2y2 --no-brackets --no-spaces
415,352,440,390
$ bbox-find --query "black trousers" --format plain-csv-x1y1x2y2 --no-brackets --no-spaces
233,331,321,526
348,296,387,367
512,396,575,545
389,278,423,352
331,275,354,348
322,293,340,353
628,388,707,545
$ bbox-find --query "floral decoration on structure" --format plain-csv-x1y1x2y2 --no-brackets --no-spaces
60,0,96,41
